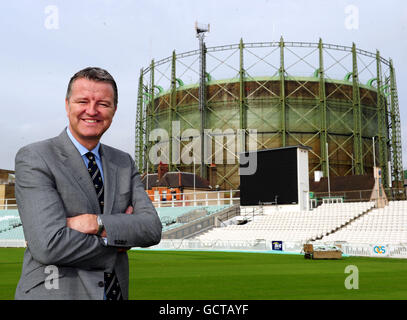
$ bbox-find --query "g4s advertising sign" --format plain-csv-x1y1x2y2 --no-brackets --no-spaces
372,245,388,256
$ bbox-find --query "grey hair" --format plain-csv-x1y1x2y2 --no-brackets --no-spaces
66,67,118,106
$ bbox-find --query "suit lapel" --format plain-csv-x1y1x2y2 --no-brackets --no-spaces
100,144,117,215
55,129,101,215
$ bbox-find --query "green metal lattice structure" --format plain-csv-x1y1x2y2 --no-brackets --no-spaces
135,38,403,194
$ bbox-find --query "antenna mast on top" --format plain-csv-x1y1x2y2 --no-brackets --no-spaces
195,21,210,178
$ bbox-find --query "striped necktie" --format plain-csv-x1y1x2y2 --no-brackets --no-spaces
85,152,104,212
85,152,123,300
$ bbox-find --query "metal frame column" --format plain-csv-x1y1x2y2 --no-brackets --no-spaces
135,69,144,170
376,50,389,188
279,37,286,147
198,36,207,179
318,39,329,177
148,59,155,174
352,43,364,174
239,38,247,152
169,51,176,171
389,59,403,189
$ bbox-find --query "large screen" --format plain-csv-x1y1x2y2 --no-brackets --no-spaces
239,147,298,206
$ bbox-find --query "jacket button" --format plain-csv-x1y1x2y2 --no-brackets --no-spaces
98,281,104,287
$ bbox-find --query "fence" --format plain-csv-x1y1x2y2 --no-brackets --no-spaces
137,239,407,259
340,242,407,259
312,188,406,203
2,187,406,209
152,190,240,207
0,240,25,247
0,234,406,259
0,198,17,210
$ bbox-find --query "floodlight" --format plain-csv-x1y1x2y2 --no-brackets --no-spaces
195,21,210,35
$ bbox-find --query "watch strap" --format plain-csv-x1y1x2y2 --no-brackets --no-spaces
96,215,104,236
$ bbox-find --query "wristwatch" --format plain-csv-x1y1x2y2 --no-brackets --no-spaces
96,215,104,236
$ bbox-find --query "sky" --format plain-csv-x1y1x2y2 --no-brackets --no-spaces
0,0,406,172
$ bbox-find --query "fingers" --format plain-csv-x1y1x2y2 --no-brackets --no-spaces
125,205,134,214
66,214,98,234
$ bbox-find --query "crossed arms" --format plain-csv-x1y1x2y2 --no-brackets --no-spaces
66,205,133,252
15,145,162,271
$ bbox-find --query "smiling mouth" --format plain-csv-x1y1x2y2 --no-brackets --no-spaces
82,119,100,123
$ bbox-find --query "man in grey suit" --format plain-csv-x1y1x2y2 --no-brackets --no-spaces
14,67,162,300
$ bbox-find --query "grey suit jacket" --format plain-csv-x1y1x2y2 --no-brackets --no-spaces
14,129,162,300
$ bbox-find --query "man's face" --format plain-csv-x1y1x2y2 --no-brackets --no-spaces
65,77,116,149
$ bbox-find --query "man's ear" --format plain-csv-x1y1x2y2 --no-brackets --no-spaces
65,99,70,115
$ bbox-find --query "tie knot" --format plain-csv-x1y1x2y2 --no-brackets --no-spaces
85,152,95,161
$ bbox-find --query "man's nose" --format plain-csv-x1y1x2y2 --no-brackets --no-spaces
85,102,98,116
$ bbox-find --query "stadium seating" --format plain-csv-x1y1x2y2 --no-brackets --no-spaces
0,226,24,240
0,210,24,243
0,206,232,239
195,202,375,242
158,205,232,231
317,200,407,244
1,201,406,246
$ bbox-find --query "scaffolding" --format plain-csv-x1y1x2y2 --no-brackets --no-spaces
135,38,403,196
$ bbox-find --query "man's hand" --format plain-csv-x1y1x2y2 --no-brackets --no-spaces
67,206,134,252
67,214,98,234
125,205,133,214
67,206,134,234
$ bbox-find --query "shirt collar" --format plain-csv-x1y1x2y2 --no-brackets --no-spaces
66,127,101,159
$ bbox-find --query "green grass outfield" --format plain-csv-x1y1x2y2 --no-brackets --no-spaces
1,248,406,300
